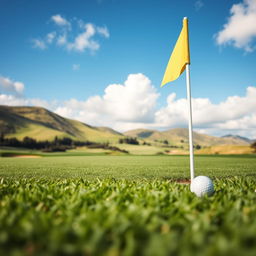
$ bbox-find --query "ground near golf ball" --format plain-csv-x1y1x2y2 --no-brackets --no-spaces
190,176,214,197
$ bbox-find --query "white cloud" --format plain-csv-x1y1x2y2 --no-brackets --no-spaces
32,39,47,49
54,105,74,118
195,0,204,11
72,64,80,71
32,32,56,49
215,0,256,52
47,32,56,44
155,86,256,138
32,15,109,53
0,76,24,94
102,73,159,122
57,33,67,45
97,26,110,38
0,94,50,109
67,23,99,52
51,14,71,28
55,73,159,128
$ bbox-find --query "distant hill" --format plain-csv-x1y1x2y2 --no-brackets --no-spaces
221,134,252,144
0,105,252,147
0,105,122,142
123,129,157,139
124,128,251,146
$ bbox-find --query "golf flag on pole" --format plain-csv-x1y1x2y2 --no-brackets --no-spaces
161,18,190,86
161,17,195,181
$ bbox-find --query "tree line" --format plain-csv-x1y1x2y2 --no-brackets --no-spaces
119,137,139,145
0,134,128,153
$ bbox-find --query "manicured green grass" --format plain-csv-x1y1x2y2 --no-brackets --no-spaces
0,155,256,255
112,143,172,155
0,155,255,180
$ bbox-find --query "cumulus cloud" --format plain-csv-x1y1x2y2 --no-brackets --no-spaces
32,14,109,53
155,86,256,138
0,94,51,109
32,32,56,49
57,33,67,46
46,32,56,44
32,39,47,49
55,73,159,128
51,14,71,29
215,0,256,52
97,26,110,38
67,23,99,52
0,76,24,94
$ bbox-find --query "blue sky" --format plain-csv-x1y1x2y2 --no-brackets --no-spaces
1,0,256,138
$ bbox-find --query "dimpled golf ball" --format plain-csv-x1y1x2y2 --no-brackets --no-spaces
190,176,214,197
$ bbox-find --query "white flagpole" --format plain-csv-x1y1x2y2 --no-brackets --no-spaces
185,63,195,180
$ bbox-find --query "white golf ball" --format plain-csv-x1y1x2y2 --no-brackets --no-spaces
190,176,214,197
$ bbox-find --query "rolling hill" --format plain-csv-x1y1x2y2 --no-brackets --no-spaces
0,105,252,147
124,128,251,146
0,105,122,142
221,134,252,144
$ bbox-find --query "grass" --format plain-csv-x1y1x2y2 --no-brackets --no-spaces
112,143,172,155
0,154,256,255
70,120,122,143
196,145,254,155
6,121,122,143
6,123,70,141
0,155,256,179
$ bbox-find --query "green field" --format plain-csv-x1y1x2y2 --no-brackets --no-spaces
0,155,256,255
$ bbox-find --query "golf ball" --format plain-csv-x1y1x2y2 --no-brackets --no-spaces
190,176,214,197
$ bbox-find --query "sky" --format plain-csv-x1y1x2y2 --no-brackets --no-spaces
0,0,256,138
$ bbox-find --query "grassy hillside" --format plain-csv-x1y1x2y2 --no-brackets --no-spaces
0,105,122,143
124,128,156,138
0,105,252,150
195,145,254,155
124,128,250,146
8,123,69,141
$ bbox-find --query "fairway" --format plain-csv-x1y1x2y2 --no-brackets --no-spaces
0,155,256,255
0,154,256,180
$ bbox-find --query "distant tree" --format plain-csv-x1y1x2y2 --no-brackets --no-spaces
6,137,21,147
23,137,38,149
194,144,201,150
128,137,139,145
142,141,151,146
251,142,256,153
119,137,139,145
61,137,73,146
0,135,129,153
54,136,59,146
163,140,169,145
0,132,4,144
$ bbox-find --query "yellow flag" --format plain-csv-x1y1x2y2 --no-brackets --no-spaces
161,18,190,87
